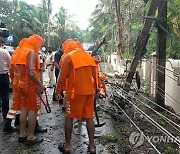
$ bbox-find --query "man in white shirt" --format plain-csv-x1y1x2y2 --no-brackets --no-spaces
45,49,55,88
0,39,11,121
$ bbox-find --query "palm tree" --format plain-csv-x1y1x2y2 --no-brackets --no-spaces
42,0,52,46
53,7,68,44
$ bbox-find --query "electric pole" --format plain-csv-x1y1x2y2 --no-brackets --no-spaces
155,0,167,110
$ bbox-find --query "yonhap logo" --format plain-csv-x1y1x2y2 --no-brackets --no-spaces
129,131,144,148
129,131,180,148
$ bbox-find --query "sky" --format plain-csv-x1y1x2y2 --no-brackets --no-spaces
21,0,99,30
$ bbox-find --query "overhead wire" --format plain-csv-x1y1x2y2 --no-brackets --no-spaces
123,89,180,133
109,84,180,145
119,76,180,122
117,87,180,146
156,86,180,105
107,86,161,154
122,87,180,131
145,59,179,82
146,59,180,76
155,66,178,82
138,93,180,120
106,77,180,153
108,76,180,119
156,88,180,109
142,76,180,105
139,64,180,105
112,100,161,154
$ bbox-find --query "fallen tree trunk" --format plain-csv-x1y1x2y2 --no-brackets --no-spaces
92,34,106,54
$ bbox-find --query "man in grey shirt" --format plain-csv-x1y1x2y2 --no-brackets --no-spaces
0,39,11,122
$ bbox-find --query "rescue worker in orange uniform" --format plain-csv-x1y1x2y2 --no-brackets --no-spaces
98,74,108,97
91,52,101,72
58,39,81,111
56,39,98,154
3,38,46,133
16,34,45,145
3,38,27,132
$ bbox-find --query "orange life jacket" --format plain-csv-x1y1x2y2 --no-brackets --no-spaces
60,39,83,91
68,48,97,97
69,48,96,69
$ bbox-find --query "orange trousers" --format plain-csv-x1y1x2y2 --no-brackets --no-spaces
6,77,21,119
6,78,41,119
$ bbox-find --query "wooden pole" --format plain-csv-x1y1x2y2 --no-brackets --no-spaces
47,0,51,47
155,0,167,110
124,0,161,92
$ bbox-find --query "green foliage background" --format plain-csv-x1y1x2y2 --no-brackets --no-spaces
0,0,179,58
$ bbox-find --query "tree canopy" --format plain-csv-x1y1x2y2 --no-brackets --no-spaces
0,0,179,58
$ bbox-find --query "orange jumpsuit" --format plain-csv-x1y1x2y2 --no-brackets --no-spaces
56,41,98,120
6,38,27,119
16,35,43,110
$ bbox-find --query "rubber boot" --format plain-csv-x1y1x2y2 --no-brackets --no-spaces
3,118,15,132
14,114,20,126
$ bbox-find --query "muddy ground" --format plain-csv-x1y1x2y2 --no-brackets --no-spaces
0,70,122,154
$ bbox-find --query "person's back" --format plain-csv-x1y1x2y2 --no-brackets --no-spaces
54,49,63,81
16,34,45,145
63,49,96,96
55,39,97,154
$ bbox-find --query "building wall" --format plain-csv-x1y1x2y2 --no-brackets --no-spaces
109,52,180,115
142,59,151,82
165,59,180,115
142,58,180,115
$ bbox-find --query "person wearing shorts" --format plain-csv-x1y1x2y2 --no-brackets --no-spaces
56,39,98,154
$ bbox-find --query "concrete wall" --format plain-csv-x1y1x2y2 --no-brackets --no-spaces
142,59,151,82
142,58,180,115
150,55,156,97
165,59,180,115
109,52,180,115
110,52,132,75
